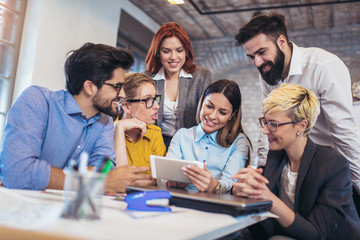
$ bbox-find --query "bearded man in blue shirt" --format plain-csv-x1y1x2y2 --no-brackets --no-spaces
0,43,151,192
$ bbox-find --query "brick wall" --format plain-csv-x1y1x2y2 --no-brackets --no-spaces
192,24,360,164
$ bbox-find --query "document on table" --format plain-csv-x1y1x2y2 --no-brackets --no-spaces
0,187,62,230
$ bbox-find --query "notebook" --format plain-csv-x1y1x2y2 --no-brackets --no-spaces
126,185,272,217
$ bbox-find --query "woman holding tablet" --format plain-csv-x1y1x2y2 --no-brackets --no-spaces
166,79,251,193
145,22,212,148
114,73,166,172
232,84,360,239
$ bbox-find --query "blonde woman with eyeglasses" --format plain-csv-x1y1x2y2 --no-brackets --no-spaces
114,73,166,182
232,83,360,239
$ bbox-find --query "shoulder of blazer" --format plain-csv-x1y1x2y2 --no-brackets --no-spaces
191,66,211,78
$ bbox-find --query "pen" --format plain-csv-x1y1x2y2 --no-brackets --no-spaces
79,151,89,175
100,159,114,175
75,156,113,218
74,174,97,218
96,156,114,174
68,159,77,172
73,152,90,218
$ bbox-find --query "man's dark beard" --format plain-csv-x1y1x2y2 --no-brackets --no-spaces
258,45,285,86
93,93,118,117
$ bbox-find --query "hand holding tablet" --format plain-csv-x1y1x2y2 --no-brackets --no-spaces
150,155,204,183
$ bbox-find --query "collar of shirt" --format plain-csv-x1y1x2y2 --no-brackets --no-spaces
64,90,100,124
153,67,193,81
125,124,155,142
287,42,303,78
194,124,218,143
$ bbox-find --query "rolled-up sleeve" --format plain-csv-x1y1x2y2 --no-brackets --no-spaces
0,87,51,190
317,60,360,193
218,135,249,193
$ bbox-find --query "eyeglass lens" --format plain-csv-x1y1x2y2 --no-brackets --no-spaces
115,84,122,93
260,118,277,131
145,95,161,108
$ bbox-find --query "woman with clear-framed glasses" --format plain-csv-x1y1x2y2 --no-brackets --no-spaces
232,83,360,239
114,73,166,182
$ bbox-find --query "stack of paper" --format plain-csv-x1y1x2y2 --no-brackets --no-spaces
0,187,62,230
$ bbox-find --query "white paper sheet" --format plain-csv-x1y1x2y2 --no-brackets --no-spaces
0,187,62,230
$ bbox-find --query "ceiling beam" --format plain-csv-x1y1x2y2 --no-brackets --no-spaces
282,0,294,27
178,4,212,39
197,0,231,37
305,0,315,28
329,4,335,28
145,0,174,25
189,0,360,14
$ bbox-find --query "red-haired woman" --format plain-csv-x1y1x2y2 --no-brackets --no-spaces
145,22,212,148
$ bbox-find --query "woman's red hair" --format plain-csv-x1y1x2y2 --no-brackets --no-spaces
145,22,196,74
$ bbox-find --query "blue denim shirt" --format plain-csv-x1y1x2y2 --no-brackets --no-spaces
167,124,249,193
0,86,116,190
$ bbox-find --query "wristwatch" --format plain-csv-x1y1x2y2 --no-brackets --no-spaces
214,180,221,194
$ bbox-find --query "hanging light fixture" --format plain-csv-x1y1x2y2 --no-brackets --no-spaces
168,0,185,5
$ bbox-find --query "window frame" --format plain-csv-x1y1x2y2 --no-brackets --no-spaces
0,0,27,141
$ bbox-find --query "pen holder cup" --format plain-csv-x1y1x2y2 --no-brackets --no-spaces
61,171,106,220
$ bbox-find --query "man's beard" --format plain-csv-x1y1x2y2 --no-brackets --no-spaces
93,92,119,117
258,45,285,86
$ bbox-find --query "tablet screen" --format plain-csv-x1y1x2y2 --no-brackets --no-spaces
150,155,203,183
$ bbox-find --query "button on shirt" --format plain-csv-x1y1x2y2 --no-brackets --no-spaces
0,86,116,190
167,124,249,193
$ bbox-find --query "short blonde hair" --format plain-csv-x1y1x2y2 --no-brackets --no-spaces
262,83,320,136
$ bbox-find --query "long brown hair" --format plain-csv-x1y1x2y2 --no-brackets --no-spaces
145,22,196,74
196,80,252,150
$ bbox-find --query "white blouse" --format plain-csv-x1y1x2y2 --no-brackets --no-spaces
279,162,298,210
153,67,192,137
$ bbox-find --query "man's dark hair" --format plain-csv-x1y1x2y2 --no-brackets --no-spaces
64,42,134,95
235,13,289,46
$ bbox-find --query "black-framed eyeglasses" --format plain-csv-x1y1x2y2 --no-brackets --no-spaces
259,117,296,132
126,95,161,109
101,82,123,93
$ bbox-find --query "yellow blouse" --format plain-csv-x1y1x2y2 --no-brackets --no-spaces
125,124,166,172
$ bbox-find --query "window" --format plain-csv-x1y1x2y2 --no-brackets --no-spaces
0,0,26,141
117,42,146,73
117,9,154,73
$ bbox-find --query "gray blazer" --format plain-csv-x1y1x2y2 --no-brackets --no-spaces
147,66,212,135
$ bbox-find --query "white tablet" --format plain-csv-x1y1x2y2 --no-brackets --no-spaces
150,155,204,183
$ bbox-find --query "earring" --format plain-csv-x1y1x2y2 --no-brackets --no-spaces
296,132,300,136
228,117,232,121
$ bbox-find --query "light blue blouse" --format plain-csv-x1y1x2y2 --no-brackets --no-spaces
167,124,250,193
